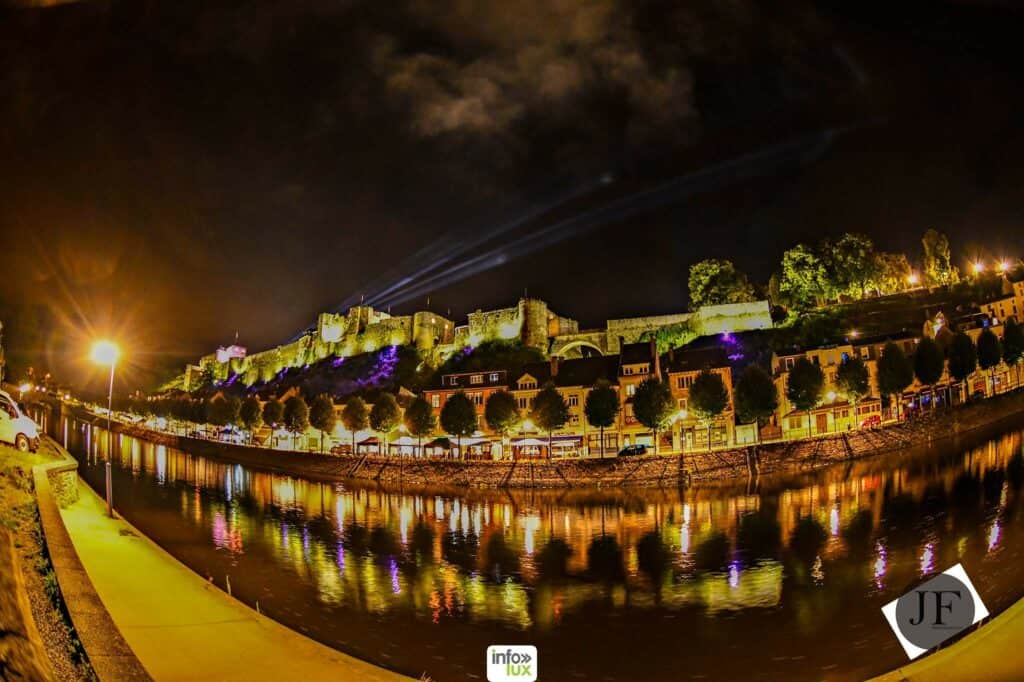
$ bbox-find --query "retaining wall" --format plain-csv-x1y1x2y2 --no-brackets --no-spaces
92,390,1024,490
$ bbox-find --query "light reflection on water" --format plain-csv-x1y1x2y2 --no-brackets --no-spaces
55,414,1024,681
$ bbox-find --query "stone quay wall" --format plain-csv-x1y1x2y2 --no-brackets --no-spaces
91,390,1024,490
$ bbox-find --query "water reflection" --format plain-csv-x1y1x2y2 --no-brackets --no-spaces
58,415,1024,681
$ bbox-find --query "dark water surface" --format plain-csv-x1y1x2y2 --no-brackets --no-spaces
49,414,1024,681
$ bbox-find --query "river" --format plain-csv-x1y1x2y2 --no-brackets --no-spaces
48,413,1024,681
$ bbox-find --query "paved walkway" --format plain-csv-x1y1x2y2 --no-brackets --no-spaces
870,597,1024,681
60,481,409,682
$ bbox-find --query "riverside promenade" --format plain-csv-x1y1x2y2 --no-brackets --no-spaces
59,479,410,682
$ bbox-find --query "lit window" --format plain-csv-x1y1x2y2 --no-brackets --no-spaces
470,374,483,385
489,373,499,382
568,395,578,407
431,395,439,408
626,384,637,396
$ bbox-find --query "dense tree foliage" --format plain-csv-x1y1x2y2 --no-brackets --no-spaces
835,357,869,405
283,395,310,448
341,396,369,454
734,364,778,430
369,392,401,452
786,357,824,436
584,379,620,458
484,390,520,437
947,331,977,400
531,383,569,460
689,369,730,449
403,395,437,451
922,229,958,286
308,393,336,453
261,398,284,429
239,396,263,442
1003,319,1024,387
877,342,914,419
913,337,945,406
632,377,674,454
688,259,756,310
440,391,477,459
977,328,1003,395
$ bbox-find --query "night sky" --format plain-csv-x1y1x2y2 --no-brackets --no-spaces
1,0,1023,392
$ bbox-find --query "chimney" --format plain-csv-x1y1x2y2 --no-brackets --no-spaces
650,337,661,378
550,355,560,377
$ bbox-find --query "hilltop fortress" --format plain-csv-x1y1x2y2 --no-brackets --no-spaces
181,298,773,391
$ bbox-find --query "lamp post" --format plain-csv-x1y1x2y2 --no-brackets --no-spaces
90,340,120,518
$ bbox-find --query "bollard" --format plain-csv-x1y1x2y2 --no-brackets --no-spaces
226,574,232,596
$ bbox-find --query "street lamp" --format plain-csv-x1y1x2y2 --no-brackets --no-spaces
996,260,1009,274
907,272,919,287
90,340,120,518
973,261,984,275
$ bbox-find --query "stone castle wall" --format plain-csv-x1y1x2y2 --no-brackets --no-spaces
182,297,773,390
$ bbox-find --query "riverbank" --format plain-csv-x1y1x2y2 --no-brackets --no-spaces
0,440,95,681
54,445,413,681
70,389,1024,489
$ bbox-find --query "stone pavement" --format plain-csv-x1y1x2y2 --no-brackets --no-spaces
59,481,410,682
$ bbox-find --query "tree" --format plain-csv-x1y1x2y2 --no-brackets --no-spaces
283,395,309,449
688,259,756,310
873,252,913,295
922,229,958,286
224,396,242,428
779,244,831,308
207,396,230,427
584,380,619,458
632,377,674,454
689,370,730,450
308,393,336,454
261,398,284,446
947,331,977,402
403,395,437,456
1002,318,1024,389
786,357,824,437
239,396,263,444
734,365,777,440
484,390,520,458
370,393,401,456
831,233,879,298
440,391,477,460
836,357,870,427
877,342,914,420
977,328,1003,396
531,383,569,460
341,396,369,455
913,337,945,408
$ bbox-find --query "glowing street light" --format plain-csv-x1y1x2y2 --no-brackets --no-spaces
972,261,984,275
907,273,919,286
826,390,837,402
996,260,1009,273
90,340,121,518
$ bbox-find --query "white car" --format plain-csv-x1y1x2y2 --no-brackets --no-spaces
0,390,41,452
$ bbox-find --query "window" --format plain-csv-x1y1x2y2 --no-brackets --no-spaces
676,376,694,389
520,380,537,390
517,397,528,410
626,384,636,396
470,374,483,385
623,367,633,376
677,398,688,410
784,357,795,370
470,392,483,406
788,416,802,429
860,347,870,360
431,395,440,408
489,373,500,382
568,395,578,407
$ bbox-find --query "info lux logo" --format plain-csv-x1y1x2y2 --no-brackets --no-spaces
487,645,537,682
882,563,989,660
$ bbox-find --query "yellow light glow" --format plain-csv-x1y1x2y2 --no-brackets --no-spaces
996,261,1009,273
362,339,376,353
907,273,919,285
90,340,120,367
18,382,32,393
973,261,984,275
498,322,520,339
827,391,837,402
850,329,859,338
521,419,535,432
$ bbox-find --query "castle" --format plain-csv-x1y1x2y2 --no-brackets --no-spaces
180,298,773,391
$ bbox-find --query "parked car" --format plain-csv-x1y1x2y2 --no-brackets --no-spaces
859,415,881,428
0,390,41,452
617,444,647,457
